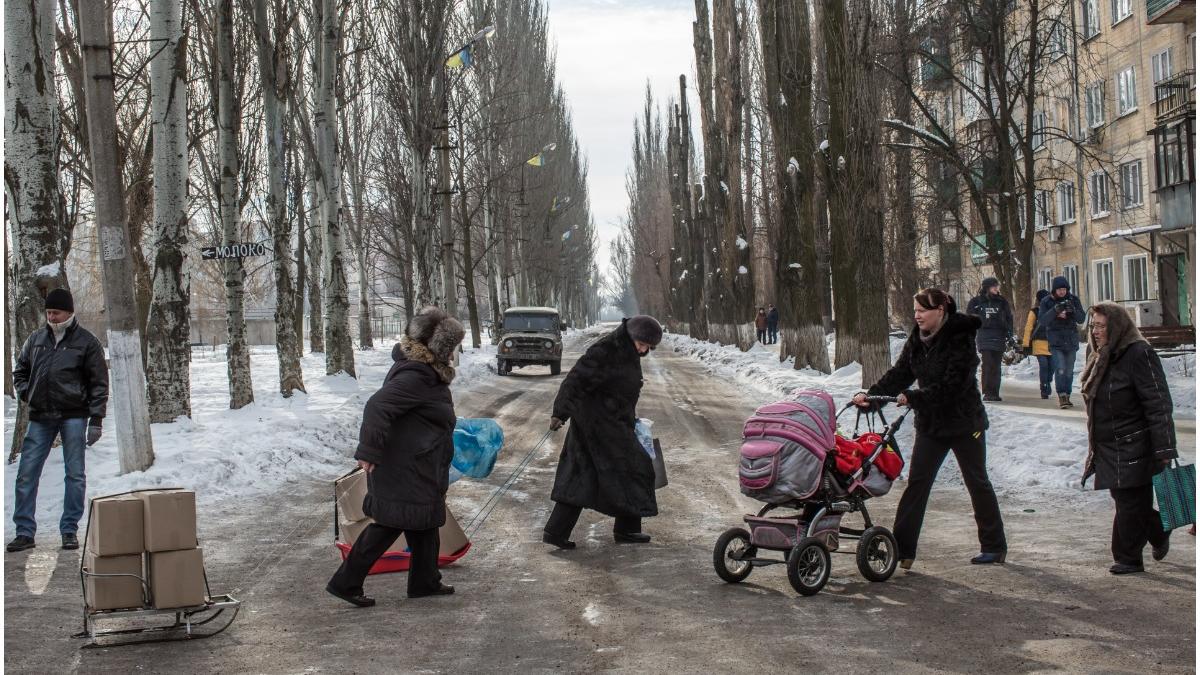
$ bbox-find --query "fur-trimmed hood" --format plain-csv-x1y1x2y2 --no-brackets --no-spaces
399,306,465,383
397,336,456,383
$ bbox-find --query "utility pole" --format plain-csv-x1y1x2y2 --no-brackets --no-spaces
77,1,155,473
436,69,457,315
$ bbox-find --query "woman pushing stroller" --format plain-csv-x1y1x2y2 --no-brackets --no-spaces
853,287,1008,569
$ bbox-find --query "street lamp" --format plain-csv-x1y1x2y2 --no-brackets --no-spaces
437,25,496,316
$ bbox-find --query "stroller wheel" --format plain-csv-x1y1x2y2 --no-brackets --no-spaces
856,526,899,582
713,528,755,583
786,537,830,596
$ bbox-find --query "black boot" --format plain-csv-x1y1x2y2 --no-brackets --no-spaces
325,583,376,608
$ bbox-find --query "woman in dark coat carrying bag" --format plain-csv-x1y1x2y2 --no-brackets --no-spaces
1080,302,1177,574
327,307,465,607
853,288,1008,569
543,316,663,549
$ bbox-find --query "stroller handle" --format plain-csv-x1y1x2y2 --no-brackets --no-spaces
863,395,898,403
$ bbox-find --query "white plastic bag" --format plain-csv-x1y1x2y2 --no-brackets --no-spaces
634,418,656,459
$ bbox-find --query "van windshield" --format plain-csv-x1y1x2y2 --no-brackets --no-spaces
504,314,558,331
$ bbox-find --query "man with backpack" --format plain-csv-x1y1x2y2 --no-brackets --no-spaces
966,278,1013,402
1038,276,1086,408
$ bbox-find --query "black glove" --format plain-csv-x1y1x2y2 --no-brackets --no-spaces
549,417,564,431
86,418,102,447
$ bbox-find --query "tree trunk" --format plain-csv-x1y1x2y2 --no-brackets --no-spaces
78,0,156,471
145,0,193,422
217,0,254,409
254,0,304,396
760,0,830,373
306,186,326,353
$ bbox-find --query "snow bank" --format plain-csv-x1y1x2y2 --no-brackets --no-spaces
4,338,497,539
662,331,1195,503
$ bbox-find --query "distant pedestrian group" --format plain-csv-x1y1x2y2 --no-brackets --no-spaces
754,305,779,345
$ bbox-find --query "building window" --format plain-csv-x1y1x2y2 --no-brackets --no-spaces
1088,171,1110,216
1110,0,1132,22
1063,264,1079,293
1040,267,1054,293
1082,0,1101,38
1057,182,1076,224
1018,191,1051,232
1085,82,1105,128
1154,119,1193,188
1049,20,1068,60
1125,255,1149,301
1032,111,1048,149
1119,160,1143,209
1152,49,1173,102
1094,259,1114,302
1117,66,1137,116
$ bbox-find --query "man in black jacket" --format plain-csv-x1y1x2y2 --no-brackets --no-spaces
9,289,108,553
966,278,1013,401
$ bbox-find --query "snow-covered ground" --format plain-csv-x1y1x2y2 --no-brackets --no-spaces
662,330,1196,503
3,338,497,539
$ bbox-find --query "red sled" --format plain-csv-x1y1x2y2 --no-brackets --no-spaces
333,468,472,575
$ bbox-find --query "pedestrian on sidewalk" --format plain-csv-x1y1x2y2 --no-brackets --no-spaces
543,315,662,549
1021,289,1053,399
1038,276,1085,408
8,289,108,553
327,307,465,607
754,308,768,345
766,304,780,345
853,287,1007,569
966,277,1013,402
1080,302,1177,575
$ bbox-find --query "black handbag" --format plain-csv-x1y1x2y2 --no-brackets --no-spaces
652,438,668,490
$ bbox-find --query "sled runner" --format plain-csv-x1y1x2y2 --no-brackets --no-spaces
714,392,910,596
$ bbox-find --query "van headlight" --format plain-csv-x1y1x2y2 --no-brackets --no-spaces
504,340,514,349
544,340,553,349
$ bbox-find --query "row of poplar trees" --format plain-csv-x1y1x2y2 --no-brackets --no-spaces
6,0,601,442
619,0,1108,387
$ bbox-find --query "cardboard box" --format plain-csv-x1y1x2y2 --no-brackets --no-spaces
83,551,145,611
338,510,468,556
86,494,145,556
138,490,197,552
334,470,368,523
149,548,207,609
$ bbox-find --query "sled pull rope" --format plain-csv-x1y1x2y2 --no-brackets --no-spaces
463,430,554,538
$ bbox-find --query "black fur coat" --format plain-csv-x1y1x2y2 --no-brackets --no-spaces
550,320,657,518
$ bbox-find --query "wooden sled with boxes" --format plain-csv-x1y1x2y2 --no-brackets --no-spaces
74,489,241,648
334,468,471,574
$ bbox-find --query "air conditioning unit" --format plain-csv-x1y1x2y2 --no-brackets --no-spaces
1048,225,1063,242
1124,301,1163,328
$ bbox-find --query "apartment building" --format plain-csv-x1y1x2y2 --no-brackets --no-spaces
912,1,1194,326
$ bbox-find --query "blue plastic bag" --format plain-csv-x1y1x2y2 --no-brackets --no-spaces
634,418,655,459
452,418,505,479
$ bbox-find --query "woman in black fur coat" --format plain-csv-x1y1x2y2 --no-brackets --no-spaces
854,288,1008,569
542,316,663,549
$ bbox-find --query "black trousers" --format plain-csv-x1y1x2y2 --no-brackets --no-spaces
893,431,1007,560
979,349,1003,397
544,502,641,539
328,523,441,597
756,329,767,344
1110,483,1168,566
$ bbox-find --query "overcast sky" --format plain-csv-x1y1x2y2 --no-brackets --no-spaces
543,0,700,279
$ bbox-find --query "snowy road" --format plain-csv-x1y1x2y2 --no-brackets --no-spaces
4,327,1195,672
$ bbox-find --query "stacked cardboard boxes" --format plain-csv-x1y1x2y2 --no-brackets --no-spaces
82,489,208,611
334,470,469,556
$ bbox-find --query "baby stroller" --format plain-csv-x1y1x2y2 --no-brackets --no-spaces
712,390,909,596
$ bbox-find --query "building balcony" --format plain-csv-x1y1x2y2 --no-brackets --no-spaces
1147,0,1194,24
969,231,1008,265
1157,182,1195,231
939,241,962,270
1155,70,1194,123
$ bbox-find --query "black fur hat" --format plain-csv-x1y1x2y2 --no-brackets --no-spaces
406,306,465,363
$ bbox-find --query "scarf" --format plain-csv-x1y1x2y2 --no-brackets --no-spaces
400,335,455,383
919,312,948,346
1080,303,1145,403
49,315,76,345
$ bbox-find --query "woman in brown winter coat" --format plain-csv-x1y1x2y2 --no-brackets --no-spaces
1081,302,1178,574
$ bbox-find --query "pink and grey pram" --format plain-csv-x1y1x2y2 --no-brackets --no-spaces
712,390,909,596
